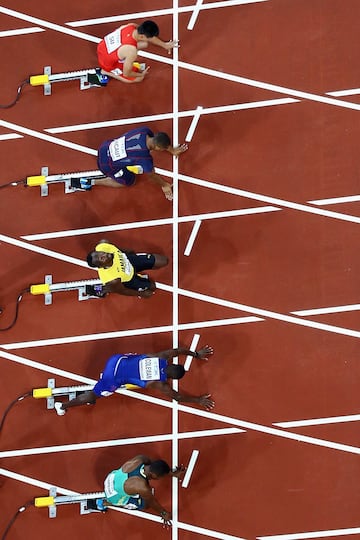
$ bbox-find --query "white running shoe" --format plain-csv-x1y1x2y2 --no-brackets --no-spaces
54,402,66,416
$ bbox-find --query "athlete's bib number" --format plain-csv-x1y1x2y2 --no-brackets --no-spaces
139,357,160,381
104,473,117,497
109,136,127,162
104,30,121,53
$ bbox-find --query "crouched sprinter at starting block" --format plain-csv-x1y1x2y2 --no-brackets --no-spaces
70,126,187,201
87,454,185,528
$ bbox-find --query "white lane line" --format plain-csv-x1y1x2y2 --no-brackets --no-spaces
311,195,360,205
257,527,360,540
185,106,203,141
184,220,202,256
184,333,201,371
0,467,162,524
0,119,97,156
0,467,246,538
0,233,90,268
182,450,199,488
66,0,269,27
19,185,360,241
176,286,360,340
176,59,360,111
0,349,176,409
2,7,358,115
45,99,296,133
0,133,23,140
274,415,360,429
0,467,77,494
0,318,262,350
1,350,360,457
171,4,180,537
0,430,240,459
187,0,203,30
0,6,100,43
175,171,360,224
22,207,280,241
292,304,360,316
178,403,360,456
327,88,360,97
1,279,360,347
0,27,44,37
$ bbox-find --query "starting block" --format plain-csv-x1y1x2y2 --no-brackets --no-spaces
30,275,105,304
33,378,140,410
29,66,108,95
34,488,106,518
26,167,106,197
26,165,143,197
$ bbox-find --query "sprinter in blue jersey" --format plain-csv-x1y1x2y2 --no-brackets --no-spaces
54,345,214,416
86,454,185,527
71,126,188,200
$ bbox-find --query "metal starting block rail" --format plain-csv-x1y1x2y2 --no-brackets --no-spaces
26,168,106,197
30,275,103,304
32,378,140,410
29,66,107,95
33,378,94,409
34,488,106,518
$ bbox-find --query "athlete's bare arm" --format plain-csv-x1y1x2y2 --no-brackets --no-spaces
149,346,213,361
147,36,180,51
127,476,172,523
103,278,155,298
146,380,215,410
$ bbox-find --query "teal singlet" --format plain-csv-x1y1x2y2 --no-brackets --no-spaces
104,463,147,507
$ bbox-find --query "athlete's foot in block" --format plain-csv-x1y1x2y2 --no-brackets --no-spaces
54,402,66,416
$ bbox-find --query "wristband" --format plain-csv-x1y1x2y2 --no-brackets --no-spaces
194,351,199,358
160,510,167,517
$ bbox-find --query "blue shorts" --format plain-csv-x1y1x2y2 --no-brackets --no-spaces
97,141,136,186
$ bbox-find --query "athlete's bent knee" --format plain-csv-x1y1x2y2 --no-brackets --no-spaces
153,254,169,268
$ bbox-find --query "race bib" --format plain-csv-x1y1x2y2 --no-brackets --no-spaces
109,136,127,162
116,252,133,279
104,473,117,497
104,29,121,53
139,357,160,381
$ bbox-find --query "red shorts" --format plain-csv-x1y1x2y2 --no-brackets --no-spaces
97,41,139,81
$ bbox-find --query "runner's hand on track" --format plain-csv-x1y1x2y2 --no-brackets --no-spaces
166,40,180,53
161,511,172,528
172,143,188,157
198,394,215,410
162,184,173,200
172,465,187,480
196,345,214,360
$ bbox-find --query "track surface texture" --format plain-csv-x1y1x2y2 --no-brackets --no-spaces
1,1,360,540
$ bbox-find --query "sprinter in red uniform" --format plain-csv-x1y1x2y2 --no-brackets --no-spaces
97,20,179,83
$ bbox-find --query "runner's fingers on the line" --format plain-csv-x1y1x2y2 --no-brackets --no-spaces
203,394,215,409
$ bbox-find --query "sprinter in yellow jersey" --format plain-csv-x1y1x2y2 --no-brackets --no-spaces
86,239,168,298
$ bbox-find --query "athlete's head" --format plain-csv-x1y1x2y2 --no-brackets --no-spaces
165,364,186,380
86,250,113,268
149,460,171,479
153,132,171,151
137,20,159,38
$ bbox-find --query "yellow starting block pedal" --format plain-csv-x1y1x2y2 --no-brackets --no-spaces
33,387,53,399
34,496,55,508
29,74,50,87
30,283,51,295
26,175,47,186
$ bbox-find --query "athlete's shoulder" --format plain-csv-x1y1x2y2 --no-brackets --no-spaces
96,241,117,253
